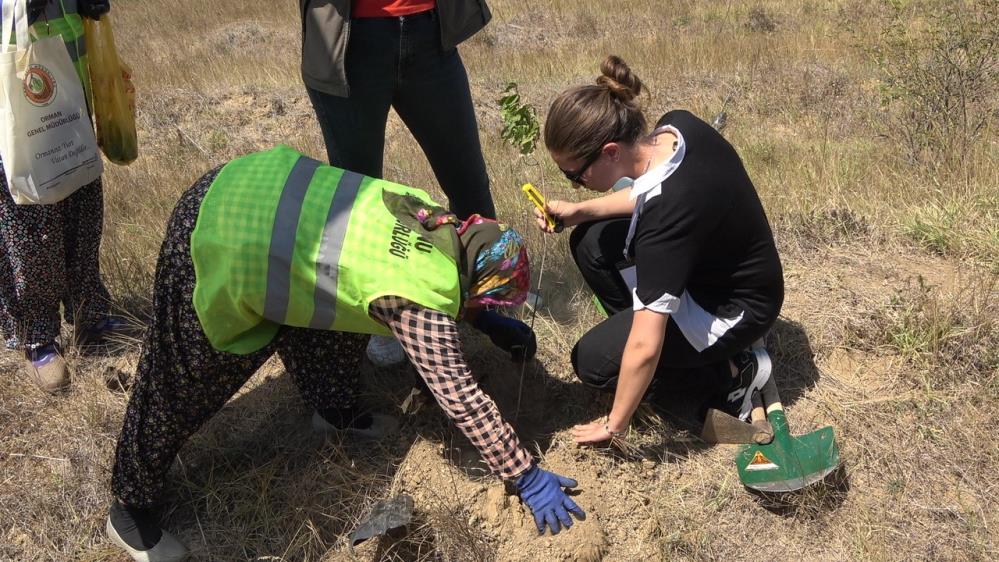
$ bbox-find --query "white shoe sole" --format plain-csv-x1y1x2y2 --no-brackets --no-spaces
737,347,772,421
106,515,188,562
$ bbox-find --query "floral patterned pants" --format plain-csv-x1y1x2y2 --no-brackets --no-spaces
111,169,368,508
0,160,111,351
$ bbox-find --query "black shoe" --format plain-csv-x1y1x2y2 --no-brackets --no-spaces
76,315,135,347
106,499,188,561
316,406,374,430
719,346,772,421
312,407,399,440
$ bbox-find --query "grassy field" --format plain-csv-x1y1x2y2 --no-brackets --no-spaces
1,0,997,560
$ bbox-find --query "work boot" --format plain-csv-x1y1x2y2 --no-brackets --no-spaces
718,345,772,421
25,343,68,393
365,335,406,367
311,407,399,441
106,499,188,562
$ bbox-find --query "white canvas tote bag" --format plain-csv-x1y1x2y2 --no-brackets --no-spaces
0,0,102,205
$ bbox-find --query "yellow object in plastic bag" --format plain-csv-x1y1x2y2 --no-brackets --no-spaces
83,15,138,165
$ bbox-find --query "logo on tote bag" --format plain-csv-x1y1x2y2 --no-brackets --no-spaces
23,65,57,107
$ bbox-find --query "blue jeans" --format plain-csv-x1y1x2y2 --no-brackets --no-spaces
306,9,495,220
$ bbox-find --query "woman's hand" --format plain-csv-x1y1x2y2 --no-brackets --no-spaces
575,310,668,446
571,420,626,445
533,200,582,233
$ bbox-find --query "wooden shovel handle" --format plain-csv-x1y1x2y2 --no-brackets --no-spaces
760,377,784,414
750,391,766,424
750,391,774,445
756,376,790,439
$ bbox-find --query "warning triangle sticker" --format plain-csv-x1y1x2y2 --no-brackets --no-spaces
745,450,779,471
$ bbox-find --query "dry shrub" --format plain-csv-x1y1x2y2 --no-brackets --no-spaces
775,207,873,250
847,274,998,388
745,6,778,33
870,0,999,170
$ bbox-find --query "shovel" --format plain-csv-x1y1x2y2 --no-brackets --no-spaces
702,380,840,492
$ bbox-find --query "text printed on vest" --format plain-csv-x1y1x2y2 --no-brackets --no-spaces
389,220,434,260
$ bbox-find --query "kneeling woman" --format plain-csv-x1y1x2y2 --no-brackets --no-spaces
107,147,584,561
535,56,785,445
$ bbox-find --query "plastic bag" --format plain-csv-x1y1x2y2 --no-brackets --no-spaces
83,15,137,165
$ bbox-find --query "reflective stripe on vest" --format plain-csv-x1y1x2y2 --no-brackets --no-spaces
261,155,320,323
310,169,363,329
260,155,367,329
192,146,462,354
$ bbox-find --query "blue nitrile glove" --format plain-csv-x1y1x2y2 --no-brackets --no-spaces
472,310,537,362
515,465,585,535
78,0,110,19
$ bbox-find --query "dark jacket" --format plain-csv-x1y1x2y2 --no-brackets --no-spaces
299,0,491,97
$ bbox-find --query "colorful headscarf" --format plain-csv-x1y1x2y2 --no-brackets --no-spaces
459,215,531,307
414,209,530,308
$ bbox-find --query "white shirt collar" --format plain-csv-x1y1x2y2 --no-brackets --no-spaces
628,125,686,200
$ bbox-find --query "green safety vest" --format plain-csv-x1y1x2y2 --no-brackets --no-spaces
17,0,92,108
191,146,463,355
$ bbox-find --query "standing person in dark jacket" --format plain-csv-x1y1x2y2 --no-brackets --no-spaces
1,0,127,393
534,56,785,445
299,0,497,366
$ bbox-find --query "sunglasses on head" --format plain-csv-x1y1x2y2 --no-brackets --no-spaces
560,147,604,186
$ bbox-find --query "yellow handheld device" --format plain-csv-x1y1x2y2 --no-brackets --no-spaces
522,183,559,231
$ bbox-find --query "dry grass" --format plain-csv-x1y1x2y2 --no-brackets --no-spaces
1,0,997,560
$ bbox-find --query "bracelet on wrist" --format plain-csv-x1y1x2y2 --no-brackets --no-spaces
603,423,626,438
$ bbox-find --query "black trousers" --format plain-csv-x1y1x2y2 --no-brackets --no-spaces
568,219,776,400
306,9,495,220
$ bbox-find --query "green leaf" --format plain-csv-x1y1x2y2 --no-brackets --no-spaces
497,81,540,156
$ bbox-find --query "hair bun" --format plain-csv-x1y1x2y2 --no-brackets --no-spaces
596,55,643,103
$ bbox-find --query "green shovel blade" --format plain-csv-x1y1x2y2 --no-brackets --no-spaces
735,410,840,493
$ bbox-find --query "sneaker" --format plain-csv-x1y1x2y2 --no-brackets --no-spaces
25,343,69,393
311,410,399,440
366,335,406,367
76,315,134,347
720,346,772,421
106,499,188,562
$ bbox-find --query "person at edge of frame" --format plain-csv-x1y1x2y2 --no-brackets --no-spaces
0,0,129,394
